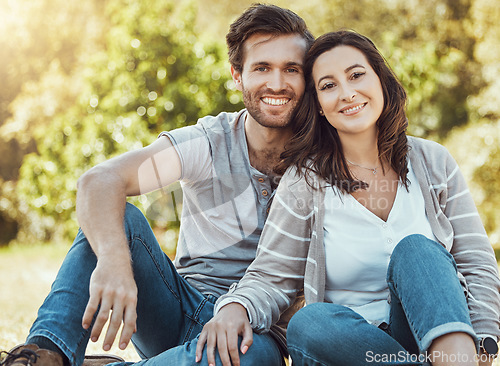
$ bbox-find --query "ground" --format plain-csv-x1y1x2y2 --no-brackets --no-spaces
1,243,498,365
0,243,140,362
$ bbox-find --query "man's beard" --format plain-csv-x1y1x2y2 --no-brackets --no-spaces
241,87,298,129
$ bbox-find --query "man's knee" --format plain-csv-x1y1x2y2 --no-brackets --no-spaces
124,202,148,222
188,333,282,366
238,333,282,365
123,203,152,234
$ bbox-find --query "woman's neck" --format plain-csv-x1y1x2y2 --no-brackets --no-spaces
339,131,379,168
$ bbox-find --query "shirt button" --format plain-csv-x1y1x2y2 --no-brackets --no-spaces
266,207,270,214
262,189,269,197
382,223,388,229
387,238,393,244
258,177,265,183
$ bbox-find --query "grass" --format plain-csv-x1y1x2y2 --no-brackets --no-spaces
1,243,499,365
0,243,140,361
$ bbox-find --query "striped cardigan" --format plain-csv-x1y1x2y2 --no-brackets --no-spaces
216,136,500,349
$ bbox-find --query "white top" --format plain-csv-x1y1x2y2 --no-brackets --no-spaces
323,162,436,324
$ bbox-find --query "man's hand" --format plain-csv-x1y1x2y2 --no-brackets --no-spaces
81,255,138,351
195,303,253,366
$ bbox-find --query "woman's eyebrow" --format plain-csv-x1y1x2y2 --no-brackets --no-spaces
316,63,366,85
344,64,365,73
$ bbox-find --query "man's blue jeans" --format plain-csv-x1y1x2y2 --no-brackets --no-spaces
286,234,477,366
26,203,283,366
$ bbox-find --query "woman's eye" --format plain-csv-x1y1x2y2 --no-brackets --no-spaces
319,82,335,91
352,72,365,80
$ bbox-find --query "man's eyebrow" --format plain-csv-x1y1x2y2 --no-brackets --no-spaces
249,61,271,68
286,61,303,68
249,61,303,68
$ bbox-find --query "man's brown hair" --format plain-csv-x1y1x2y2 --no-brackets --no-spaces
226,4,314,72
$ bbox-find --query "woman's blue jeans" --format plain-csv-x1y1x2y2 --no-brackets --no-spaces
287,234,477,366
26,203,282,366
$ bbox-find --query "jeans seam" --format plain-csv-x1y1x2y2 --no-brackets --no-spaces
387,236,464,353
131,235,183,305
182,296,210,344
75,323,92,365
388,278,424,349
132,234,208,340
288,345,328,366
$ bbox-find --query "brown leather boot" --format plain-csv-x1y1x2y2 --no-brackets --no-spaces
0,344,63,366
82,354,125,366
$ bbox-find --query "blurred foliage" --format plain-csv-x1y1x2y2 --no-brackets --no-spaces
1,0,242,245
445,120,500,247
0,0,499,248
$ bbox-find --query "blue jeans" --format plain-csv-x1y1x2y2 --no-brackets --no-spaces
27,203,283,366
286,234,477,366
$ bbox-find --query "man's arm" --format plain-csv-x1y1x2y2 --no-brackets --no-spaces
77,136,181,351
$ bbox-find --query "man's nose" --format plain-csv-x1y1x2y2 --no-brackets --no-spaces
266,70,286,91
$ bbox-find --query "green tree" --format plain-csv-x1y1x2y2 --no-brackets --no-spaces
443,0,500,247
2,0,499,248
0,0,105,243
15,0,241,243
200,0,485,138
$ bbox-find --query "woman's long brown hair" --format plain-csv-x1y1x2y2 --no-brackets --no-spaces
276,30,409,193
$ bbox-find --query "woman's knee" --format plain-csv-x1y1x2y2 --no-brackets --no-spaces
390,234,454,271
393,234,447,258
287,303,364,349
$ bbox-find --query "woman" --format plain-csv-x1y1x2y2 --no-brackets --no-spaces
198,31,500,366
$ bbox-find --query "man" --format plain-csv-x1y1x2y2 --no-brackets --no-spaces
3,4,313,366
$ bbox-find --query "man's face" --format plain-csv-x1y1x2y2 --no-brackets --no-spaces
231,33,307,129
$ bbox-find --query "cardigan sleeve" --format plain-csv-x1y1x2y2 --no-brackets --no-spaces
440,148,500,338
215,167,313,333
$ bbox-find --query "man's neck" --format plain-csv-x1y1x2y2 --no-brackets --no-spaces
244,115,293,181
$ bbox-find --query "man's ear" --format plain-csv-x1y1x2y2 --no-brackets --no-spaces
230,65,243,92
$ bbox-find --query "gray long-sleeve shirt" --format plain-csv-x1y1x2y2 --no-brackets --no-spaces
217,136,500,347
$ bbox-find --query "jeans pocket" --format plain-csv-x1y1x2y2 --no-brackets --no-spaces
182,294,216,343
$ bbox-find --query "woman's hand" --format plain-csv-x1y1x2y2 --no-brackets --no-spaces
195,303,253,366
478,352,495,366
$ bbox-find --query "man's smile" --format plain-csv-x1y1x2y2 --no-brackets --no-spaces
261,97,291,106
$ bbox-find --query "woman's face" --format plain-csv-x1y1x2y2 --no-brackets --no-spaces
312,45,384,139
